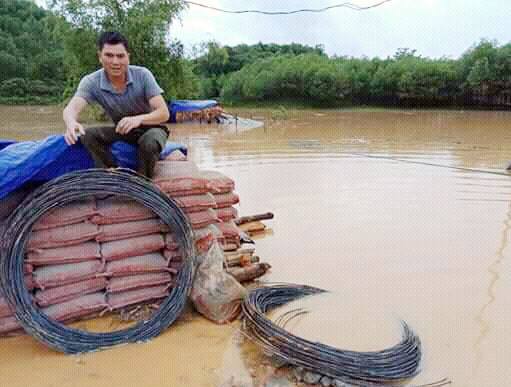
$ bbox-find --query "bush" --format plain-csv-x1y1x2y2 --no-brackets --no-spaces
0,78,28,97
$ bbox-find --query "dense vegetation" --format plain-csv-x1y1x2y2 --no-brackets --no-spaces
192,41,326,98
0,0,66,103
198,43,511,107
2,0,511,108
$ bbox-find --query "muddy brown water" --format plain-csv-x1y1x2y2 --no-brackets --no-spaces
1,105,511,386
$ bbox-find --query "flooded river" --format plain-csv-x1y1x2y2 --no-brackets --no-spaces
1,105,511,386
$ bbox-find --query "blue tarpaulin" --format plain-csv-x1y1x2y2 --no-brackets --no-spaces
0,99,215,199
168,100,218,123
0,135,187,200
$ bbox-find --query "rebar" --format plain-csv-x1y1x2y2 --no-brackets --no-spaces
0,169,195,354
241,283,424,386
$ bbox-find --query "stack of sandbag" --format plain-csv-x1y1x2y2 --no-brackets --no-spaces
27,198,106,330
201,171,243,252
153,161,225,255
0,196,181,337
153,160,271,288
93,197,175,312
152,160,249,254
1,198,102,336
202,172,273,283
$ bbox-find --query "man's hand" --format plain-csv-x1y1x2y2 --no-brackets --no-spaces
63,96,88,145
116,116,144,135
64,122,85,145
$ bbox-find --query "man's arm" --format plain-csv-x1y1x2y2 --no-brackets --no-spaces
115,95,170,134
63,96,88,145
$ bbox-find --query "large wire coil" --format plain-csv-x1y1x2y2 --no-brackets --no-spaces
0,169,195,354
241,284,425,386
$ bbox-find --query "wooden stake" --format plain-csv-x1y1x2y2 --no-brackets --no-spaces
234,212,274,226
226,263,272,282
239,221,266,234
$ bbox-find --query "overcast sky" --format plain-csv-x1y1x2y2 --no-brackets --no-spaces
168,0,510,59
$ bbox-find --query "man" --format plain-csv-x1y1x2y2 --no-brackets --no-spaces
63,31,170,178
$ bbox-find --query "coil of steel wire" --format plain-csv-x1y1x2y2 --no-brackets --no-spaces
241,284,425,387
0,169,195,354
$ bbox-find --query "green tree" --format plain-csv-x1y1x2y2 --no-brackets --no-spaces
0,51,21,81
49,0,189,99
197,41,229,77
0,0,66,102
460,39,498,95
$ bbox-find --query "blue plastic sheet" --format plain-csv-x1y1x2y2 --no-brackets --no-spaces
168,100,218,123
0,135,187,199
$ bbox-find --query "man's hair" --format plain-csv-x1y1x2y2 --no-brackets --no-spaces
97,31,129,52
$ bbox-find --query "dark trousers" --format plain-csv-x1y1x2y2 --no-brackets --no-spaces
80,125,168,178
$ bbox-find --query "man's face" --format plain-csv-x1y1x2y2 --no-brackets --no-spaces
98,43,130,79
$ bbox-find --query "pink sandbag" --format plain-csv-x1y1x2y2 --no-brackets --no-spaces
188,209,221,230
25,274,35,291
33,260,104,290
215,206,238,222
163,249,182,261
213,192,240,208
153,160,199,181
97,219,169,242
26,242,101,266
107,285,170,310
42,292,108,322
196,237,214,253
173,193,216,213
156,181,211,196
107,273,173,293
28,222,100,250
164,187,210,196
0,296,12,319
32,198,97,231
34,278,108,307
0,316,21,335
101,234,165,261
91,196,157,225
153,161,209,195
208,224,225,244
193,225,215,242
190,242,246,324
201,170,235,194
0,278,35,318
24,264,33,274
193,226,215,253
216,221,242,239
164,233,179,251
105,253,175,277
